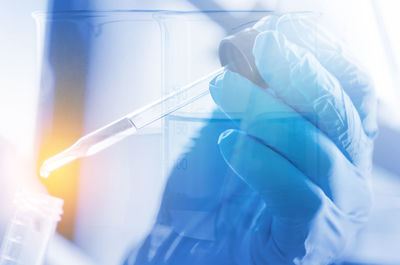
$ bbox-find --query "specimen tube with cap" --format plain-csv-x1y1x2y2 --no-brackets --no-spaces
0,191,63,265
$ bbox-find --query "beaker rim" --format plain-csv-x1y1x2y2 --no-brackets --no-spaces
32,10,318,20
153,10,319,23
154,10,274,20
32,9,165,20
158,10,275,14
32,10,275,17
154,10,316,17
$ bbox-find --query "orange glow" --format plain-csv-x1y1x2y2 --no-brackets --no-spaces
36,104,85,240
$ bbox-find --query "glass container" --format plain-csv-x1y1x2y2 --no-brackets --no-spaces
0,192,63,265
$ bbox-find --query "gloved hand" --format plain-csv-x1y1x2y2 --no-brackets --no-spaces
126,14,377,265
210,14,377,264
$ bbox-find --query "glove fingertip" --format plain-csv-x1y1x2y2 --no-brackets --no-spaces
218,129,247,161
209,70,256,115
209,71,226,106
218,129,242,147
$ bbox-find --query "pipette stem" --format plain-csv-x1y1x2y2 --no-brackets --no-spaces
40,67,226,178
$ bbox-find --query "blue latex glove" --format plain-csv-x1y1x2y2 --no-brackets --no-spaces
211,14,377,264
125,14,377,265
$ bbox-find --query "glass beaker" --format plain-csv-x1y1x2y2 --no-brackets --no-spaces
156,10,272,179
33,11,164,264
154,9,274,244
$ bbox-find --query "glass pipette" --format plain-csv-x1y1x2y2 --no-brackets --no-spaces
40,67,226,178
40,25,267,178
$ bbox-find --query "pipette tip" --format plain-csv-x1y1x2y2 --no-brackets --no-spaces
40,167,50,178
39,146,80,179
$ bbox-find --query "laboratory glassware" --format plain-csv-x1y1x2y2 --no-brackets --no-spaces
152,12,321,244
39,66,225,178
33,11,166,264
0,191,63,265
39,11,271,178
155,10,271,179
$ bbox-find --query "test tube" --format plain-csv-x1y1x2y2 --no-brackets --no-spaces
0,191,63,265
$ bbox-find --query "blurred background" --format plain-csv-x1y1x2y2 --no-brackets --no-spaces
0,0,399,264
